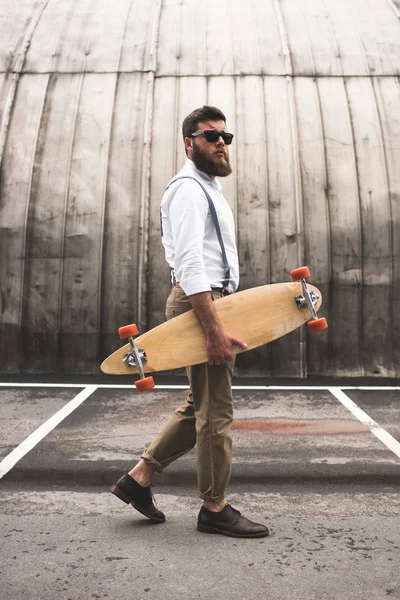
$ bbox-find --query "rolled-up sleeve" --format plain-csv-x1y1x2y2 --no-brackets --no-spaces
168,181,212,296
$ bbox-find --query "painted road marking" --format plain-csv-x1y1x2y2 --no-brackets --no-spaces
329,387,400,460
0,383,398,476
0,383,399,390
0,383,86,388
0,385,97,479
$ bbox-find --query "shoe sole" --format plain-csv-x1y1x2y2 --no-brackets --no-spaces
197,523,269,538
110,485,165,523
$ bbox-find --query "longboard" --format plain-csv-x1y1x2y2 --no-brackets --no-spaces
101,267,328,391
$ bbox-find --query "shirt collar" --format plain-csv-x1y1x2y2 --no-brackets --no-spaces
185,159,221,189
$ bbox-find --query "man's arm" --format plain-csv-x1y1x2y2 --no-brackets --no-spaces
167,180,246,363
188,291,247,366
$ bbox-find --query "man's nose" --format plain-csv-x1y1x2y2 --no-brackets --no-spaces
216,135,225,146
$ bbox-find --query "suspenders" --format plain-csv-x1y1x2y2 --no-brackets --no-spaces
163,176,231,292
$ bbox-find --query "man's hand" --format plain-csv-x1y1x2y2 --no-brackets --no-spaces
206,327,247,366
188,290,247,365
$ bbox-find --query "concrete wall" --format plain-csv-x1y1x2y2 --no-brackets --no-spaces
1,0,400,377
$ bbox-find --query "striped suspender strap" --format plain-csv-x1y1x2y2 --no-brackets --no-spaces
164,176,231,291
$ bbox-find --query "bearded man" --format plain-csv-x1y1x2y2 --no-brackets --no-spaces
110,106,269,538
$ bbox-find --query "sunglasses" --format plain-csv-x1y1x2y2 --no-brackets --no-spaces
190,130,234,145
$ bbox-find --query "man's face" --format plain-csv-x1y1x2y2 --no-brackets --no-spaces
185,120,232,178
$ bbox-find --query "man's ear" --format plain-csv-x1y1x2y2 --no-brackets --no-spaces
184,137,193,156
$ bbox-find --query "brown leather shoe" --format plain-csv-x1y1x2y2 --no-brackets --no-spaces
197,504,269,538
110,474,165,522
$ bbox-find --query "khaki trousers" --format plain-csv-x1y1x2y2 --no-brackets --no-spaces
141,286,234,503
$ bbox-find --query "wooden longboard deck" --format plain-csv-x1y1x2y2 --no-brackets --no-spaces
101,282,322,376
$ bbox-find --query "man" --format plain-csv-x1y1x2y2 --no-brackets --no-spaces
111,106,269,538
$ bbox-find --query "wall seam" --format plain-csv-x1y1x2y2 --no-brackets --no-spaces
383,0,400,18
58,73,85,347
137,0,163,331
317,0,343,375
370,77,396,376
3,71,400,79
97,74,118,357
274,0,306,377
341,79,364,377
369,0,399,76
114,0,133,73
50,0,76,69
0,0,50,169
97,0,133,345
20,75,51,369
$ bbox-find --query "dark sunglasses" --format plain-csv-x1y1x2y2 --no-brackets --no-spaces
190,130,234,145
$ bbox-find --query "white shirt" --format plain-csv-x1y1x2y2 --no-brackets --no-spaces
160,159,239,296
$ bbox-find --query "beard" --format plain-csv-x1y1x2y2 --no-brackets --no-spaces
192,142,232,177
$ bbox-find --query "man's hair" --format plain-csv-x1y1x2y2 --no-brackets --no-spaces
182,105,227,139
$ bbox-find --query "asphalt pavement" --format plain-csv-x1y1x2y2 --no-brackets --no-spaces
1,378,399,600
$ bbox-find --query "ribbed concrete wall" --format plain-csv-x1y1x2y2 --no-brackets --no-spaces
0,0,400,377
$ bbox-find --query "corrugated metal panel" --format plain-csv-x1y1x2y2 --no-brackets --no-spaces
23,0,159,73
22,74,83,372
0,74,49,371
1,0,399,77
347,76,394,376
146,77,177,330
59,73,116,371
318,77,363,375
155,0,400,77
101,73,149,358
233,76,272,376
0,1,42,72
294,76,330,376
0,0,399,377
373,76,400,374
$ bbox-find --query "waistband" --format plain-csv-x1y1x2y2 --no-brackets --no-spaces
173,284,231,296
211,287,231,296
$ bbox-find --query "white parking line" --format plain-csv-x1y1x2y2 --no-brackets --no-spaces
0,385,97,479
0,383,85,388
329,387,400,460
0,383,399,390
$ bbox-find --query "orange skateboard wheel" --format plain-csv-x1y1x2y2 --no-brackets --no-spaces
308,317,328,332
118,324,139,339
290,266,311,281
135,376,155,392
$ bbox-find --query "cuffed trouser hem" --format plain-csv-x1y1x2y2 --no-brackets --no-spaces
141,447,194,473
140,453,164,473
198,492,226,503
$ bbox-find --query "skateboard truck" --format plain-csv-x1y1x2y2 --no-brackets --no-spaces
290,267,328,332
123,346,147,370
294,289,319,313
118,324,155,391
